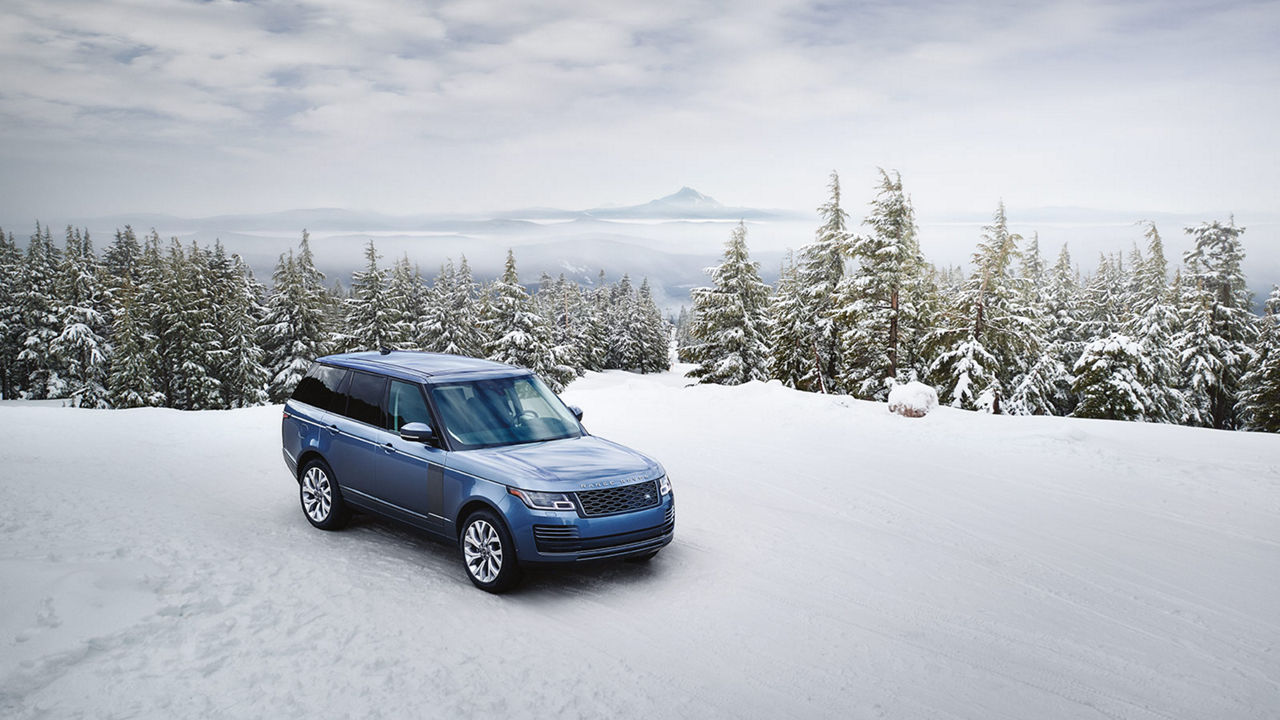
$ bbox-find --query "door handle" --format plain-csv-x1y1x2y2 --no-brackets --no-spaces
383,442,396,454
326,424,339,434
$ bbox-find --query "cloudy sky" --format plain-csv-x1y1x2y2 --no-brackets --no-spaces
0,0,1277,220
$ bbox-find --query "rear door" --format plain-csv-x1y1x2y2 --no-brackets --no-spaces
325,370,388,499
378,379,449,530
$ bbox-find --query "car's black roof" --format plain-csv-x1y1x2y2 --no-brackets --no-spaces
317,351,527,383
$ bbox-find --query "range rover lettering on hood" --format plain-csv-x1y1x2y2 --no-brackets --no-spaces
580,474,650,490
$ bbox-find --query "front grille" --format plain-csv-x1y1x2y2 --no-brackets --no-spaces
575,480,661,517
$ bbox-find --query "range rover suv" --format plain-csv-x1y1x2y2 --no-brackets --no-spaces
281,350,675,592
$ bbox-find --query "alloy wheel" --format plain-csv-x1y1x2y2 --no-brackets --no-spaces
463,519,504,583
301,466,332,522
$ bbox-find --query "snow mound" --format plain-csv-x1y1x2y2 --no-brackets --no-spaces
887,381,938,417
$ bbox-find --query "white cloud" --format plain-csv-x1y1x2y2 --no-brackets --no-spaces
0,0,1275,220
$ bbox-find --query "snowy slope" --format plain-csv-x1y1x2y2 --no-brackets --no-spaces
1,368,1278,719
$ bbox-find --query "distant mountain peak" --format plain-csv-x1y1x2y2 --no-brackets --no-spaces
658,187,720,207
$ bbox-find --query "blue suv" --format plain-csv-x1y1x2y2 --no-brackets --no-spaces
281,351,674,592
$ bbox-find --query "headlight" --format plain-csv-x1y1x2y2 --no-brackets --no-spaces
658,475,671,496
508,487,576,511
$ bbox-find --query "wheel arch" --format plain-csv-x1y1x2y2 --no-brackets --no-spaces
295,450,328,483
455,497,508,540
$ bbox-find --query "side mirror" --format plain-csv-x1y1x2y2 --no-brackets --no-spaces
569,405,584,421
399,422,436,444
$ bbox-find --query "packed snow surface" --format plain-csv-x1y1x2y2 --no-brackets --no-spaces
2,367,1278,719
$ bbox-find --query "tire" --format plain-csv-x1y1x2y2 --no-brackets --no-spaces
459,510,522,593
626,550,660,563
299,459,351,530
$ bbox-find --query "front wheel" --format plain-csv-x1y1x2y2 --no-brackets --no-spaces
459,510,522,593
299,459,350,530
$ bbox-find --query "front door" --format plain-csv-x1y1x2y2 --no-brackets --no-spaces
379,379,448,528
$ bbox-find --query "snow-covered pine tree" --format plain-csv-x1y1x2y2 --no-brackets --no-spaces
51,226,110,407
210,245,269,407
260,232,331,402
344,240,395,352
104,225,142,285
606,274,643,370
107,277,163,408
792,171,850,392
541,273,594,375
386,254,426,348
161,240,224,410
578,271,613,371
16,223,64,399
136,230,171,404
1081,253,1128,339
419,256,486,357
636,278,671,373
1176,218,1257,429
1071,334,1155,421
925,202,1034,411
686,221,771,385
767,253,811,388
0,229,22,399
481,250,575,391
833,169,924,399
1007,240,1077,416
675,304,698,364
1236,285,1280,432
1122,223,1187,423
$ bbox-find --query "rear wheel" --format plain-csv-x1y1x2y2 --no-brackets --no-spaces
299,459,350,530
460,510,522,593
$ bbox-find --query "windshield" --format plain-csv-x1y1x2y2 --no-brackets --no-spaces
429,374,582,450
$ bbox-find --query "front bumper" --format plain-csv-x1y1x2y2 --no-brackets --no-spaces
510,493,675,565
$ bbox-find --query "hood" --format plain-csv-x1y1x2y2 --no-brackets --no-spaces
448,435,663,491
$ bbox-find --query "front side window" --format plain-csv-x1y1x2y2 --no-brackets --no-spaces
388,380,432,432
429,375,581,449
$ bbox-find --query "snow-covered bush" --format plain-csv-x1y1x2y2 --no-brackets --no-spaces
887,381,938,418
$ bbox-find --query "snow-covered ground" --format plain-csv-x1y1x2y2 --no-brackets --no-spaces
1,367,1278,719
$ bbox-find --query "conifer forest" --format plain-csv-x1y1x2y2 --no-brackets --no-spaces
2,170,1278,433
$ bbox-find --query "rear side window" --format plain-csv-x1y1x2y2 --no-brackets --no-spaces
291,364,347,411
342,372,387,427
388,380,432,432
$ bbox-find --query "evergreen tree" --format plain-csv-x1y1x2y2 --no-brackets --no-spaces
16,223,63,398
1082,253,1128,338
1176,218,1257,429
419,256,485,357
925,202,1034,411
686,222,771,385
261,231,331,402
161,240,223,410
0,229,22,398
1071,334,1155,421
792,171,850,392
833,169,924,399
481,250,576,391
107,278,163,408
136,230,171,404
636,278,671,373
104,225,142,284
767,253,812,388
210,245,269,407
386,254,426,348
51,226,111,407
1123,223,1187,423
344,240,395,351
1237,285,1280,432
